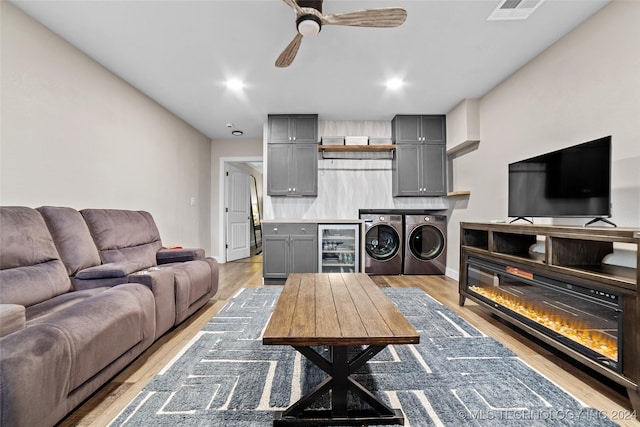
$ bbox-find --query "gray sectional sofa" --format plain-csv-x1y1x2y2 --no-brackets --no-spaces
0,206,218,426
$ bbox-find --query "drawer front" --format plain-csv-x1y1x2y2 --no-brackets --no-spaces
263,223,317,235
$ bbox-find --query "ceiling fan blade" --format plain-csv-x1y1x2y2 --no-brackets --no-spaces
321,7,407,27
275,33,303,68
282,0,303,15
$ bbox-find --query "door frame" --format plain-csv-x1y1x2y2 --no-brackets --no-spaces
219,156,263,263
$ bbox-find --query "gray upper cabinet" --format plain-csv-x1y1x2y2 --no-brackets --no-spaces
392,115,446,196
268,114,318,144
392,115,446,144
267,114,318,196
267,144,317,196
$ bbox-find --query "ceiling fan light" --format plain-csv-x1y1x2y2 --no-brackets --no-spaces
297,17,321,37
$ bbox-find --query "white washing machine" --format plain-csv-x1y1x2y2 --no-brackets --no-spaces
359,212,403,275
403,214,447,275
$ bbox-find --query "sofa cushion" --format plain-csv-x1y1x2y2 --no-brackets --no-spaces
25,287,108,323
75,261,150,280
27,283,155,391
37,206,101,276
0,207,72,306
81,209,162,266
0,304,25,337
1,283,155,426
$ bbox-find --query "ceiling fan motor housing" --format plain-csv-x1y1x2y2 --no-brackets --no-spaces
296,14,322,36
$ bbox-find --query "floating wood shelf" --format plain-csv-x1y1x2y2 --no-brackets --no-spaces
446,191,471,197
318,145,395,152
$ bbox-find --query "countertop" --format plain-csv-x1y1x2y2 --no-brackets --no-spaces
261,219,364,224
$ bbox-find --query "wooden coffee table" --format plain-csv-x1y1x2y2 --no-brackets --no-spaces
263,273,420,426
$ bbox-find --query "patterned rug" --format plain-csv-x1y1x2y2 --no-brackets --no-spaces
109,287,617,426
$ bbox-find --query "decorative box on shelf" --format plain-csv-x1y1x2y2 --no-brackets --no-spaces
321,136,345,146
369,138,392,145
345,136,369,145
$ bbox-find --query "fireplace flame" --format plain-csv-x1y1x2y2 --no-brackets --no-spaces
469,285,617,361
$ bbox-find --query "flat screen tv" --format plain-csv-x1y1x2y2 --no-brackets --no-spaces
508,136,612,225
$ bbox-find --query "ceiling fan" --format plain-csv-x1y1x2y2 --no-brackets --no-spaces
276,0,407,68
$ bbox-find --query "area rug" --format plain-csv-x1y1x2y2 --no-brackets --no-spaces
109,287,616,426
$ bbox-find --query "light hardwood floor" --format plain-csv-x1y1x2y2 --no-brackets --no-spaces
59,255,640,426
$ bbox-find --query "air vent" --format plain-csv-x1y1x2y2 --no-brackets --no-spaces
487,0,545,20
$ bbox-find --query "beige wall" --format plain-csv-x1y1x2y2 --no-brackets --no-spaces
0,2,213,253
447,0,640,277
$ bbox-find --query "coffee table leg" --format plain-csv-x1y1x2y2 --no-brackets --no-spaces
274,345,404,426
331,346,349,417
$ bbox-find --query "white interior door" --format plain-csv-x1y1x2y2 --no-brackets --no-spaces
225,163,251,262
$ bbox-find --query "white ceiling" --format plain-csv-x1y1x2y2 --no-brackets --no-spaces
11,0,610,140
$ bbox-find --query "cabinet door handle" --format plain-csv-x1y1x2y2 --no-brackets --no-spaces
273,227,278,232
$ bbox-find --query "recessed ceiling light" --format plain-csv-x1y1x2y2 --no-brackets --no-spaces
226,79,244,90
231,130,244,136
385,78,404,90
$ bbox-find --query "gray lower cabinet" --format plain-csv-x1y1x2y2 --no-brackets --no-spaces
267,144,318,196
263,223,317,280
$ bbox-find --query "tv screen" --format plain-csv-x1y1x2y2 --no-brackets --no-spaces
508,136,611,219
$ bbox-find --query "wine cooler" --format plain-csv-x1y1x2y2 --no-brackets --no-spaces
318,224,360,273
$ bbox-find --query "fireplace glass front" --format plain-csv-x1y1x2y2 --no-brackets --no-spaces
465,256,622,372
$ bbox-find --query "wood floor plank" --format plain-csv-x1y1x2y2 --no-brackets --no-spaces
58,255,640,427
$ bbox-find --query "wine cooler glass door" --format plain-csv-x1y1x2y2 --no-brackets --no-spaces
319,224,360,273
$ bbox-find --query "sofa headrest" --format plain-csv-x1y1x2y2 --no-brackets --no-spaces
0,207,72,306
37,206,102,276
81,209,162,249
0,206,60,270
80,209,162,266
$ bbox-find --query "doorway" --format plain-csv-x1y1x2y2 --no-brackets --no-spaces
223,160,263,262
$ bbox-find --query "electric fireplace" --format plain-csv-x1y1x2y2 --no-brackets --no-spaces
465,256,621,372
458,222,640,417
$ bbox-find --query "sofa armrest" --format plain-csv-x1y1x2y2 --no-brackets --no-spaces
156,248,204,264
128,268,176,338
75,261,151,279
0,304,25,337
